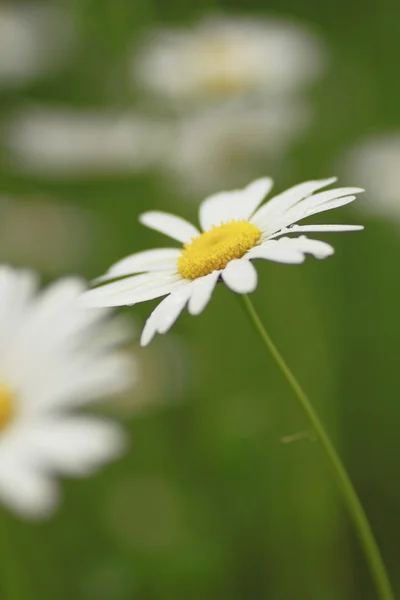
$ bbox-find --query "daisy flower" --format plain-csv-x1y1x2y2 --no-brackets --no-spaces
0,267,135,519
0,3,75,89
4,107,169,177
133,15,325,106
341,132,400,222
80,177,363,346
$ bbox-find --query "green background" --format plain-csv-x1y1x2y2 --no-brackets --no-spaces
0,0,399,599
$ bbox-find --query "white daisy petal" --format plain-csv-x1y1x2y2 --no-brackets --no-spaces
302,195,356,219
247,240,305,264
287,236,335,259
270,224,364,238
0,267,38,361
25,352,135,412
80,272,182,308
252,177,338,228
282,188,363,226
188,271,220,315
266,196,358,236
156,286,192,334
94,248,180,283
222,259,258,294
140,283,192,346
199,177,273,230
139,211,200,243
23,417,126,477
140,311,159,347
0,458,59,520
299,187,364,211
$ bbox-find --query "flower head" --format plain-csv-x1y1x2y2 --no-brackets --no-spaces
342,132,400,221
4,107,166,177
133,15,325,105
0,268,135,519
0,3,75,89
80,178,363,346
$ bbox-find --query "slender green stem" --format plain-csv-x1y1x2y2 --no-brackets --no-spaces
239,294,394,600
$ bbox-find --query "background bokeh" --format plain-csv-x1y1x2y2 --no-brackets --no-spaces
0,0,399,599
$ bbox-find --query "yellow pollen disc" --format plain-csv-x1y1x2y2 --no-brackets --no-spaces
177,220,261,280
199,39,252,95
0,382,15,432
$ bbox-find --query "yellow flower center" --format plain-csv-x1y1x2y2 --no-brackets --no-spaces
0,383,15,433
198,38,253,96
177,220,261,280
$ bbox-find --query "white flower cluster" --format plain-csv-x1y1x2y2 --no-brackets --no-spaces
3,13,326,195
131,15,326,195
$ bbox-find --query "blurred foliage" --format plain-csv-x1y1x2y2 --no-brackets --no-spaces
0,0,400,599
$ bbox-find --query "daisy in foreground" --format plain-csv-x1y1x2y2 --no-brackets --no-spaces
0,267,134,519
81,177,396,599
80,176,363,345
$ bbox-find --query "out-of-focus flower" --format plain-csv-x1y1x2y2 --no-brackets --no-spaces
80,177,363,346
133,15,325,106
0,3,75,89
0,267,135,519
160,100,310,196
3,107,169,177
341,133,400,220
0,197,101,275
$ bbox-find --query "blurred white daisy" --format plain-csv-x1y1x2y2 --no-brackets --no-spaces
342,133,400,221
161,100,310,196
80,177,363,345
3,107,168,177
0,3,75,89
133,15,326,106
0,267,135,519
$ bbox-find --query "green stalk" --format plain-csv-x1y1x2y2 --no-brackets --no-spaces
239,293,394,600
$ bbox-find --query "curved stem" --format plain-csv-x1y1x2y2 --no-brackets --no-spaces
239,294,394,600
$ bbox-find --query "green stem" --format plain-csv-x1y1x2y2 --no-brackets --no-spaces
239,294,394,600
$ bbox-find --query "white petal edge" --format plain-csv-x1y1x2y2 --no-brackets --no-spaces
199,178,273,231
187,270,220,316
281,191,363,228
94,248,180,283
79,272,182,307
22,416,127,477
247,236,334,264
269,224,364,239
222,259,258,294
287,236,335,259
140,283,192,346
247,240,305,264
252,177,338,228
139,211,200,243
0,459,59,520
